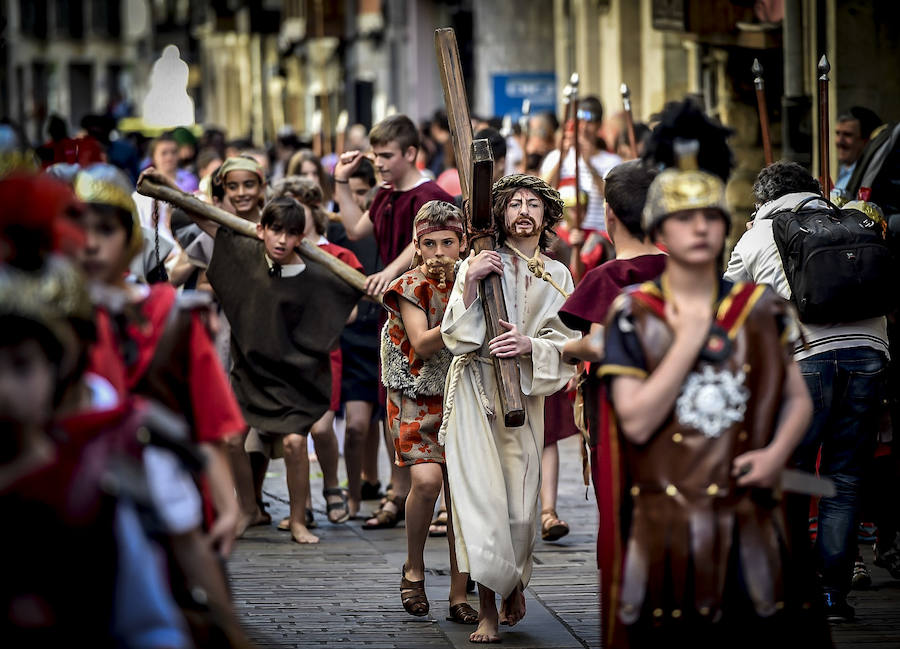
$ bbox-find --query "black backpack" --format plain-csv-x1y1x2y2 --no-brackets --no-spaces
770,195,897,323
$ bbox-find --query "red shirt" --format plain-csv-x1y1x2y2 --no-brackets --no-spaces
559,254,668,333
318,239,363,410
89,284,245,444
318,240,364,272
368,180,454,266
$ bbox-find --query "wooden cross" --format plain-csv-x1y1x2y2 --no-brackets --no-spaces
435,27,526,427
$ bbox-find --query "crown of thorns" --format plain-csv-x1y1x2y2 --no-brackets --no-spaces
491,174,564,216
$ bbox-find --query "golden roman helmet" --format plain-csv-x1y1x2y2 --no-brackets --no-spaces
0,255,94,377
74,163,144,262
844,198,885,225
641,139,729,235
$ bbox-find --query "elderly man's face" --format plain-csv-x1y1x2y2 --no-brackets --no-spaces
835,119,866,165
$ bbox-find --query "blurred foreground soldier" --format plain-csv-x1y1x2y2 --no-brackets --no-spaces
440,174,579,643
0,178,193,648
597,102,830,648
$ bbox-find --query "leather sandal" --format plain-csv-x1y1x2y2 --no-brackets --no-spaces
428,508,448,537
541,508,570,541
360,480,383,501
447,602,478,624
362,495,405,530
400,563,429,617
324,487,350,524
375,486,405,522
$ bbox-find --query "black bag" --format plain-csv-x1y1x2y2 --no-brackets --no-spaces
771,196,897,323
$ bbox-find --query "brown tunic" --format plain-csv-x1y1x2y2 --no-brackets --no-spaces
207,228,360,434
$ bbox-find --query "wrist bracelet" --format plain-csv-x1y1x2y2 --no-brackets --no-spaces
334,178,349,184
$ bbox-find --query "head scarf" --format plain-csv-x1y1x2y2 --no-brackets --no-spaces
214,156,265,185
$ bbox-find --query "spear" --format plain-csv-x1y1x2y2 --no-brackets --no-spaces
570,72,585,229
520,98,531,141
335,109,349,154
752,59,774,166
817,54,831,194
553,84,572,188
519,99,531,173
620,83,637,159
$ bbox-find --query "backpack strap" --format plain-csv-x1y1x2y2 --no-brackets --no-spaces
790,194,843,218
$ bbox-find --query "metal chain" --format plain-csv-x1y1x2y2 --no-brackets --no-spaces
152,199,169,283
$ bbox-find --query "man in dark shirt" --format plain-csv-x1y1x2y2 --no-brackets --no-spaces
333,115,453,296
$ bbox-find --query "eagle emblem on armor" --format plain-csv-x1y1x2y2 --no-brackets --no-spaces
675,365,749,438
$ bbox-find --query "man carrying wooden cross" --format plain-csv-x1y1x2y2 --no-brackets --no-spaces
440,173,580,643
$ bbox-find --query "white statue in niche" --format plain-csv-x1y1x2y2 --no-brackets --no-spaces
143,45,195,127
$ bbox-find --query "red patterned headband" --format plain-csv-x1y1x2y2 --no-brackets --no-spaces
415,221,464,239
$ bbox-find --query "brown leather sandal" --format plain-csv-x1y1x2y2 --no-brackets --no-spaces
362,495,405,530
541,508,570,541
400,564,429,617
428,508,448,537
447,602,479,624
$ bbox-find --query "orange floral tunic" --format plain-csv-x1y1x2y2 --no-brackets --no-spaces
382,267,452,466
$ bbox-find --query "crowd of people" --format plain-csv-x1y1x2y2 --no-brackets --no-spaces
1,87,898,648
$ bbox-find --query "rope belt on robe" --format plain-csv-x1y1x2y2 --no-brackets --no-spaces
503,243,571,299
438,353,494,446
440,245,572,445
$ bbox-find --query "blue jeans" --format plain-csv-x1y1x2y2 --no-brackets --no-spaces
791,347,887,596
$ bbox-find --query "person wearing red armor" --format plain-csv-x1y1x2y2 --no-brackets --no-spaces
596,108,829,646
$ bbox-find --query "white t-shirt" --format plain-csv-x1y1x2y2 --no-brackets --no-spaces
724,192,889,361
540,148,622,231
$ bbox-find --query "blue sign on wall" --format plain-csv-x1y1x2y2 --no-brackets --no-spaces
493,72,557,120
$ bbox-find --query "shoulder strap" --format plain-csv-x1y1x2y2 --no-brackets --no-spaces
628,282,666,319
629,280,767,341
715,282,768,340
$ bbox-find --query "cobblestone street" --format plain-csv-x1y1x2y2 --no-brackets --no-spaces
228,435,900,648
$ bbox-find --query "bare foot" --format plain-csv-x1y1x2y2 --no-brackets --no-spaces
290,521,320,544
348,496,361,519
500,586,526,627
235,508,270,537
469,606,500,643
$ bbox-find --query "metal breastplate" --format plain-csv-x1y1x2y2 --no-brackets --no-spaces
617,285,791,625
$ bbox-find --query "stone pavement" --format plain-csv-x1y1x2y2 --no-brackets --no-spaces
227,435,900,648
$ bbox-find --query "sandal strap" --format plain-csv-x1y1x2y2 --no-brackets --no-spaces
366,507,398,526
448,602,479,623
401,567,429,615
324,488,349,512
540,508,558,517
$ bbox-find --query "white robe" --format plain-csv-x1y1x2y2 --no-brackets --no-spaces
440,249,579,598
